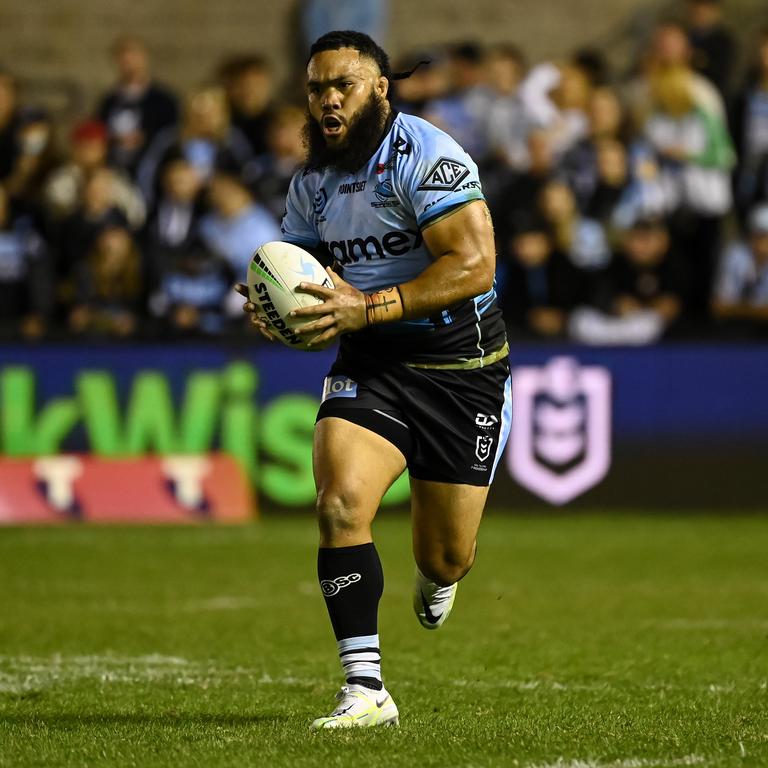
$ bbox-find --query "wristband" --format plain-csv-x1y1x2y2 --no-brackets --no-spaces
364,286,404,325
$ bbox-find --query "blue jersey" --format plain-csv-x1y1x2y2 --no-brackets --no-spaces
281,112,506,364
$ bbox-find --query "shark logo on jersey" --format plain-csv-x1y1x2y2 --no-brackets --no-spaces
374,180,396,201
371,179,399,209
313,187,328,222
418,157,470,191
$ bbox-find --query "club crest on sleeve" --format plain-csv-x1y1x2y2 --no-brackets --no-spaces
417,157,470,191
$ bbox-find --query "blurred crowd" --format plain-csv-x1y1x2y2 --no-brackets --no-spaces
1,0,768,344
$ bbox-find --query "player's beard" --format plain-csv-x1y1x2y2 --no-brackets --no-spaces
303,92,390,174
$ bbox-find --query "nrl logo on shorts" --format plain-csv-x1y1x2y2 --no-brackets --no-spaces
475,435,494,462
508,357,611,505
417,157,470,191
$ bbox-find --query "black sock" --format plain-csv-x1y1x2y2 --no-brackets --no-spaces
318,543,384,691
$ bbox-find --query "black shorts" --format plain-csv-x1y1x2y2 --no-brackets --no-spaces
316,355,512,486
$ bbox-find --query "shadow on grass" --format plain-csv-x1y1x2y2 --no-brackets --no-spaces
0,712,282,727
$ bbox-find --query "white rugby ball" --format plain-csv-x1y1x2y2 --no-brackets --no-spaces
247,241,333,350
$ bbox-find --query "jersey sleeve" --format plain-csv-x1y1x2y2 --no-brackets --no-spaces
397,126,485,230
280,171,321,247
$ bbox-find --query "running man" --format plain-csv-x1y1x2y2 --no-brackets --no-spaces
239,30,511,729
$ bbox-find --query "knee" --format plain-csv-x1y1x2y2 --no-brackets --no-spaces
416,545,475,586
316,487,367,545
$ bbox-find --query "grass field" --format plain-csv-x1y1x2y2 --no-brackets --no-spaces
1,512,766,768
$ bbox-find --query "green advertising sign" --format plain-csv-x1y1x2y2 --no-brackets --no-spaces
0,362,409,508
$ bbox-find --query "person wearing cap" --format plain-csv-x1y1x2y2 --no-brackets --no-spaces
712,204,768,321
44,119,145,228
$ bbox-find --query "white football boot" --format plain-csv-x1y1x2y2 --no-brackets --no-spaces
310,684,399,730
413,568,458,630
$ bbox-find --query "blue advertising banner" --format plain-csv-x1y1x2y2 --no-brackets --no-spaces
0,342,766,509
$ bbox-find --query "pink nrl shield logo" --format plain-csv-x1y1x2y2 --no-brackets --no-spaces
508,357,611,505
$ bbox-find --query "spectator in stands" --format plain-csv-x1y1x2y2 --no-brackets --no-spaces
500,216,588,337
625,20,726,132
149,241,234,337
685,0,735,100
4,107,57,208
570,217,684,344
58,168,131,291
485,44,529,172
492,130,557,239
218,55,275,157
749,156,768,221
247,105,306,222
588,138,674,237
137,85,254,206
712,203,768,322
143,158,206,288
0,184,51,339
423,42,493,162
0,71,20,185
731,28,768,219
538,178,611,271
517,61,592,160
98,36,179,179
572,47,611,88
605,216,684,329
69,225,143,338
563,86,629,210
644,65,735,318
391,50,449,118
200,171,280,280
584,139,632,224
0,71,56,206
44,120,145,228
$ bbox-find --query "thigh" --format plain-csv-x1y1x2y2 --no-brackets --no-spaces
313,416,407,546
409,477,489,568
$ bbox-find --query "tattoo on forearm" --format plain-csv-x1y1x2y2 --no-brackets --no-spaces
365,286,404,325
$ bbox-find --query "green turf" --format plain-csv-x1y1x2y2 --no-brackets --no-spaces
0,513,766,767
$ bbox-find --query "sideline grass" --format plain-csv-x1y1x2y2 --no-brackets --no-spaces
1,513,766,767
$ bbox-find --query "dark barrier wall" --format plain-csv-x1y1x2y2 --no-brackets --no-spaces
0,342,766,510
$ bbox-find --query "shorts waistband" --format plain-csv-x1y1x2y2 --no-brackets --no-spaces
404,341,509,371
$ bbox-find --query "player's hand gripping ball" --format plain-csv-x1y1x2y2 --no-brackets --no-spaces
244,241,334,350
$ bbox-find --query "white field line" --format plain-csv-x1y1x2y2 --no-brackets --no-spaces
451,679,611,692
526,756,707,768
59,595,265,614
446,678,767,695
0,655,764,699
177,596,261,612
0,655,315,694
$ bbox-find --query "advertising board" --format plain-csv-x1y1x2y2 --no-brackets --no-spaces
0,342,765,512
